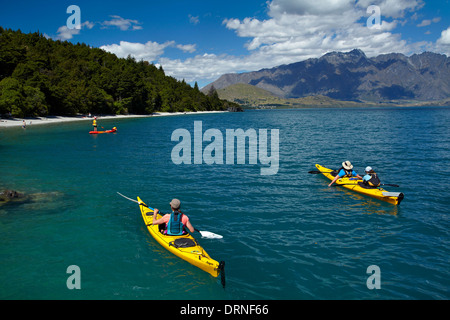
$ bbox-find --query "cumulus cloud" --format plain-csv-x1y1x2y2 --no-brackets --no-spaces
437,27,450,45
100,40,197,62
417,17,441,27
56,26,80,41
98,0,446,85
101,41,173,62
101,15,142,31
55,21,94,40
268,0,354,16
223,0,410,65
176,43,197,53
157,53,271,84
356,0,424,18
181,0,425,83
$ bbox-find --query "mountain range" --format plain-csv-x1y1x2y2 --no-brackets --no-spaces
202,49,450,104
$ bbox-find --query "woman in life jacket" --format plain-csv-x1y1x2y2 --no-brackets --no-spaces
151,199,195,236
362,166,381,187
328,161,363,187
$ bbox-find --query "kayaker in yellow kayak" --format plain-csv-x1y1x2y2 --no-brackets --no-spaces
328,161,363,187
92,117,97,132
152,199,195,235
362,166,381,187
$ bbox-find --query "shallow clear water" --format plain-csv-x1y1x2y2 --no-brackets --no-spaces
0,107,449,299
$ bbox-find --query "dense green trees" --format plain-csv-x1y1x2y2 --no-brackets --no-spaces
0,27,240,117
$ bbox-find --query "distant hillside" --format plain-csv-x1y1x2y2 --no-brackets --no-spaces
217,83,364,108
217,83,450,108
218,83,278,105
204,49,450,104
0,27,239,117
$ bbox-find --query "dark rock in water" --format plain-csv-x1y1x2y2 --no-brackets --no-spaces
0,189,63,210
227,106,244,112
0,190,25,201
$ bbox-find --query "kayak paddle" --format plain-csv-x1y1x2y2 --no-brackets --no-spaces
335,183,400,188
117,192,223,239
308,170,334,174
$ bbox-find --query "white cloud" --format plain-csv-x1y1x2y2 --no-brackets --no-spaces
189,14,200,25
417,17,441,27
55,21,94,40
100,41,174,61
176,44,197,53
100,40,197,62
437,27,450,45
101,15,142,31
98,0,446,86
158,53,266,84
53,15,140,41
83,21,95,30
356,0,424,18
269,0,354,16
56,26,80,40
417,20,432,27
223,0,409,63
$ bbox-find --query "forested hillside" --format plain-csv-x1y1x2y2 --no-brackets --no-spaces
0,27,239,117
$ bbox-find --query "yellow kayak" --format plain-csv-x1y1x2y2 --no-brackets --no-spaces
137,197,225,278
315,164,404,205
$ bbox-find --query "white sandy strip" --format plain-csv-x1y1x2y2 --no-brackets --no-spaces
0,111,227,128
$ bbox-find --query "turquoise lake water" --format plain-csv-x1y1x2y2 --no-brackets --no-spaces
0,107,449,300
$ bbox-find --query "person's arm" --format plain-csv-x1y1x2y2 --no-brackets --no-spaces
185,220,195,233
328,175,339,187
328,170,343,187
152,209,166,225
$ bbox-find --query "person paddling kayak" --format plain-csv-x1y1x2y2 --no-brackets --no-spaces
328,161,363,187
362,166,381,187
152,199,195,235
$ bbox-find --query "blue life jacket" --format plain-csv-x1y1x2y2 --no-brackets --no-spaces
338,167,354,178
166,211,184,236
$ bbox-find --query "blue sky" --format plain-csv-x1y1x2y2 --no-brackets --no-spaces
1,0,449,87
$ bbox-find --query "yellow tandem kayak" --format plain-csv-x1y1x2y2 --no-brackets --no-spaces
137,197,225,279
315,164,404,205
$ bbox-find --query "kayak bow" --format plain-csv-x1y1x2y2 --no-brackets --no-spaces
315,164,404,205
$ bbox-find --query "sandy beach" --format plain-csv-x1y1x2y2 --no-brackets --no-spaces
0,111,227,128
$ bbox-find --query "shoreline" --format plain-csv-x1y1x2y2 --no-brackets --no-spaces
0,111,227,128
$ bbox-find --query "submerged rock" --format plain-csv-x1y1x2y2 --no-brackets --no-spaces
0,190,26,202
0,189,63,208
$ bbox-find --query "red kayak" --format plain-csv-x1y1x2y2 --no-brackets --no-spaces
89,127,117,134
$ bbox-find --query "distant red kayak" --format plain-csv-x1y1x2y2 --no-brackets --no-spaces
89,127,117,134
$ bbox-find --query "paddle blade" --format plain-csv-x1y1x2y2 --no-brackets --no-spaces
198,230,223,239
382,184,400,188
